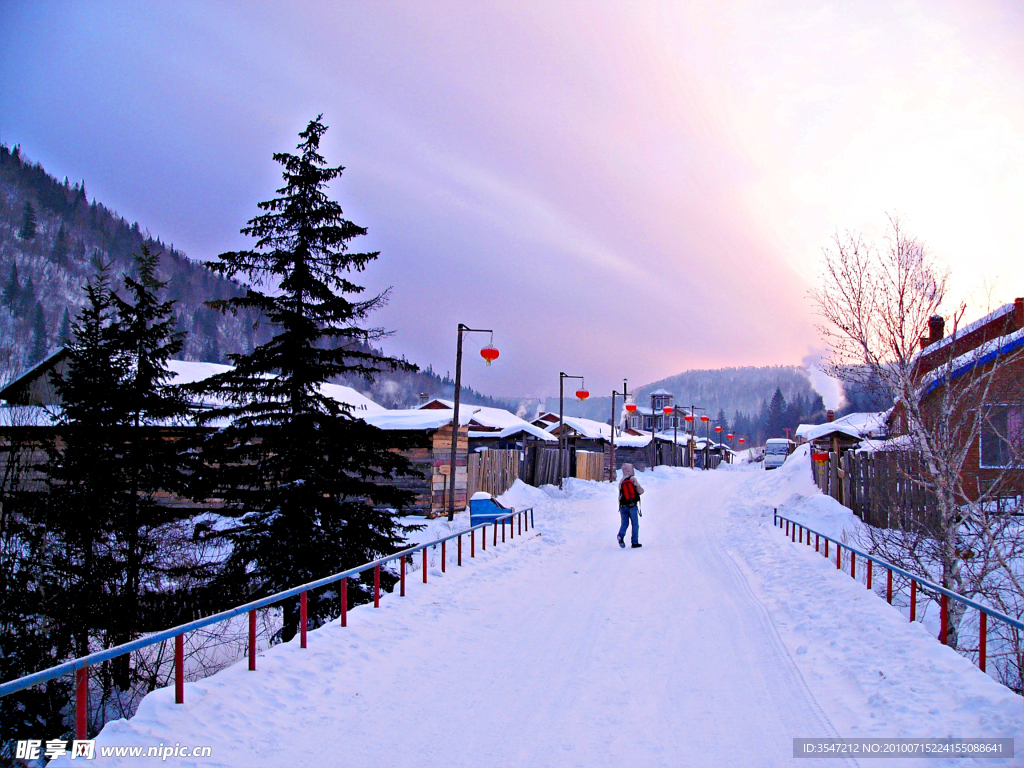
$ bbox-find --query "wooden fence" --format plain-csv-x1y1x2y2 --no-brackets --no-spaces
467,449,520,498
812,450,939,531
575,450,604,482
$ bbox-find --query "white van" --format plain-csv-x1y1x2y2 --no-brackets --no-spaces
763,438,796,470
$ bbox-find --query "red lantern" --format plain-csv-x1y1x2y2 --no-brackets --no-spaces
625,403,637,413
480,344,499,365
663,406,674,414
727,433,734,440
715,425,722,433
684,414,694,422
700,414,709,422
739,438,746,444
575,389,590,402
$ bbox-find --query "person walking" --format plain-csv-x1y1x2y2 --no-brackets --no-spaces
617,463,643,548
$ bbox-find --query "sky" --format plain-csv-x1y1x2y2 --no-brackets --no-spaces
3,1,1024,398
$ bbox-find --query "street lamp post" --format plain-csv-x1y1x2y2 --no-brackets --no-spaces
700,415,710,470
447,324,496,521
559,372,588,486
664,405,677,465
610,379,629,482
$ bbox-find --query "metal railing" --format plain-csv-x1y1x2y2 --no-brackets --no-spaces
773,510,1024,681
1,507,536,740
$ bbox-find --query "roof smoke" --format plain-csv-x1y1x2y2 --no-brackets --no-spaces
803,352,845,411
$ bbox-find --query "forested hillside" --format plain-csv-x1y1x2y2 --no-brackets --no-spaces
548,365,830,442
0,144,528,413
0,143,272,380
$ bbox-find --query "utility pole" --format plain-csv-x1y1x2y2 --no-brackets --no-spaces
448,324,495,520
610,379,629,481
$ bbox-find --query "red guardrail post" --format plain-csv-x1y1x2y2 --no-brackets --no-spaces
300,592,308,649
400,555,405,596
887,568,893,604
458,534,463,566
791,524,796,543
175,634,184,704
816,533,819,552
75,666,88,740
341,578,347,627
836,543,842,570
851,551,856,580
472,529,476,556
910,579,917,622
940,593,948,645
374,565,380,608
482,526,486,551
423,548,428,583
493,522,497,547
866,560,873,590
441,540,446,573
785,520,789,536
979,612,987,672
248,610,257,670
502,519,507,543
824,539,829,558
519,512,522,536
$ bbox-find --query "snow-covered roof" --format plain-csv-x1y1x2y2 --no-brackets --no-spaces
916,302,1016,362
919,326,1024,397
795,411,888,442
418,399,556,442
167,360,386,414
363,408,467,431
541,414,653,447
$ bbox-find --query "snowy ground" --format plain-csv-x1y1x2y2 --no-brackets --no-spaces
59,458,1023,767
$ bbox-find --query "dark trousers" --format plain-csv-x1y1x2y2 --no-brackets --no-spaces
618,505,639,545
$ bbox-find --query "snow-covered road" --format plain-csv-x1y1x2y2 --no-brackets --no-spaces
70,461,1022,767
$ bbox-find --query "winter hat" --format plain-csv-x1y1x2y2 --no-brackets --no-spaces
621,463,635,479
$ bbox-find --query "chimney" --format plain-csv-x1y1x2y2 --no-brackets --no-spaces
1015,298,1024,331
928,315,945,345
418,392,429,406
826,409,835,423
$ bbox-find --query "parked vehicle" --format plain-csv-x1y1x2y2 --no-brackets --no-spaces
763,438,796,470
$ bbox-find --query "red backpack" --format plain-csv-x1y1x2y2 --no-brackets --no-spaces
619,477,639,506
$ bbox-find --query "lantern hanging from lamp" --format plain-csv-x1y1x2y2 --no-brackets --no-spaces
663,406,674,414
714,425,722,433
575,387,590,402
480,333,499,366
739,438,746,444
684,414,694,422
700,414,709,422
625,403,637,413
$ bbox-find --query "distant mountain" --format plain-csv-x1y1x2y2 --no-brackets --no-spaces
545,365,836,444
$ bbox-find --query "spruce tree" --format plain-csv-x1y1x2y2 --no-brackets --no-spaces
58,308,72,343
766,387,787,439
30,302,47,363
194,116,416,640
18,201,37,241
52,224,69,265
47,264,128,662
2,263,19,306
48,250,195,690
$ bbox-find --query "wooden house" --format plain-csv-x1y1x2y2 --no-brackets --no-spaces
0,352,469,518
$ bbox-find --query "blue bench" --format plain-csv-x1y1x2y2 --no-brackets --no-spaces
469,492,514,527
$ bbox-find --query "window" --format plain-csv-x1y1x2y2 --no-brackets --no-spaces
980,404,1024,468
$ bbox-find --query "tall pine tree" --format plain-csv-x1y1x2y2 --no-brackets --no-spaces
194,116,416,641
18,201,37,241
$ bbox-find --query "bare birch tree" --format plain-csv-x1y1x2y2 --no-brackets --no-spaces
812,215,1024,672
